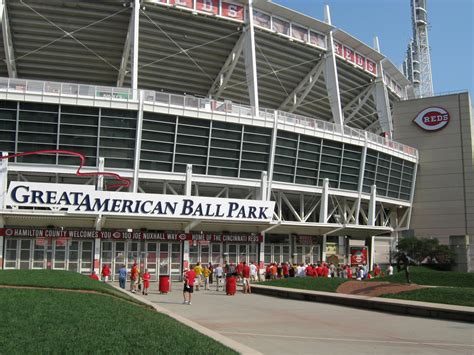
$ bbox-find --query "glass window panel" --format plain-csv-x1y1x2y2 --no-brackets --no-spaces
253,10,270,28
292,24,308,41
272,17,290,35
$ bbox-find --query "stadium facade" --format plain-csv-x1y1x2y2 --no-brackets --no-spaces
0,0,469,277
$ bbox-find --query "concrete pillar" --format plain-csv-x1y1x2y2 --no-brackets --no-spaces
368,185,377,226
131,0,140,99
0,152,7,270
185,164,192,196
94,237,101,274
132,91,144,192
244,0,259,115
319,178,329,223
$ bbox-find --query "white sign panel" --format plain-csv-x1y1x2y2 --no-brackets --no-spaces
5,182,275,223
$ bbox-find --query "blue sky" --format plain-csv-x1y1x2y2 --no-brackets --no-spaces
273,0,473,96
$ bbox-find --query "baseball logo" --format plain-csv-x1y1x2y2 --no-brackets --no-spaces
5,229,13,237
413,107,450,131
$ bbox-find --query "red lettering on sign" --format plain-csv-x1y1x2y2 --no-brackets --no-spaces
170,0,193,9
344,46,355,63
413,107,450,131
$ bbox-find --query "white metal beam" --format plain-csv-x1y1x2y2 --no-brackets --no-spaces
117,12,133,87
1,1,17,78
0,152,8,210
368,185,377,226
207,32,245,99
373,59,393,137
244,0,259,114
344,86,373,124
278,59,324,112
132,90,144,192
319,178,329,223
131,0,140,96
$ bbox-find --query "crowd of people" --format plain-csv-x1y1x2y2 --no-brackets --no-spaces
90,260,395,303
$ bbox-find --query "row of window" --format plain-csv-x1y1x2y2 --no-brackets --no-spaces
0,101,414,200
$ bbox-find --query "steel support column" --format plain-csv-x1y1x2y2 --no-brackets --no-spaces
319,178,329,223
373,59,393,137
207,32,245,99
323,6,344,128
117,13,133,87
0,1,17,78
244,0,259,115
368,184,377,226
131,0,140,98
132,91,144,192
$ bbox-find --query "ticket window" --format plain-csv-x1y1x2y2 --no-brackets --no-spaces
211,244,222,265
80,241,93,273
158,243,169,278
170,243,181,281
53,240,67,270
189,243,210,265
68,241,80,272
295,245,320,265
33,240,46,269
264,244,290,264
4,239,18,269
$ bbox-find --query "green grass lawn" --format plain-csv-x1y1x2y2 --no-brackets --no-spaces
374,266,474,288
259,277,347,292
0,270,236,354
381,287,474,307
0,269,138,303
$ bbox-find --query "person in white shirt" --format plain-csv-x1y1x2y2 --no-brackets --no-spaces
214,264,224,291
387,264,394,276
249,262,258,282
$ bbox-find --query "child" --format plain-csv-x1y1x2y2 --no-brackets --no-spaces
142,269,151,295
203,266,211,290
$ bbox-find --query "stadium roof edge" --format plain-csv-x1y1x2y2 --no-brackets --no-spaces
333,29,384,62
253,0,334,34
382,59,411,88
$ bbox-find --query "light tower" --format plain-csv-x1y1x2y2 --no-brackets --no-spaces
403,0,434,98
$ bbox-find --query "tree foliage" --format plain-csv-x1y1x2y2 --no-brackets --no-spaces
397,236,455,265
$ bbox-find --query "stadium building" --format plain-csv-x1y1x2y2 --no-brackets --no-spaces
0,0,469,278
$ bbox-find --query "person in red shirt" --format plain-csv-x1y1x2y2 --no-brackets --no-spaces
346,265,353,279
101,264,111,282
89,271,99,280
322,263,329,278
183,267,196,305
142,269,151,296
282,263,289,278
130,263,139,293
306,264,314,277
270,263,278,279
316,264,323,277
242,261,251,294
373,263,381,278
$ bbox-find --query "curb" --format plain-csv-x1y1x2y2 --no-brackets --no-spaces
251,284,474,323
112,285,262,355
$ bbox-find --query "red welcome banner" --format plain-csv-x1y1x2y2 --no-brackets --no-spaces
0,228,262,243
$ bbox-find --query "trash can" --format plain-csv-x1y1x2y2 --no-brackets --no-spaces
226,276,236,295
159,275,170,294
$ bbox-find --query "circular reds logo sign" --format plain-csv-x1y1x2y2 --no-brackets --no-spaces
413,107,450,131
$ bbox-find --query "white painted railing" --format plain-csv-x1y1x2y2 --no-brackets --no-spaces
0,77,418,159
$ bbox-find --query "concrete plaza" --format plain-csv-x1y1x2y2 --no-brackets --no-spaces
130,282,474,355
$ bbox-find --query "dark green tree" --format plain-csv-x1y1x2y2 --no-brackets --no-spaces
397,236,455,265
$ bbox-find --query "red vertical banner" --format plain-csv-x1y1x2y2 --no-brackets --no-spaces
344,46,355,63
222,2,244,21
355,53,365,68
196,0,218,14
350,247,368,266
366,59,377,75
170,0,193,9
333,41,343,57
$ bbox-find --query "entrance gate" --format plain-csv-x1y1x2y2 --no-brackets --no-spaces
3,238,94,273
100,240,182,281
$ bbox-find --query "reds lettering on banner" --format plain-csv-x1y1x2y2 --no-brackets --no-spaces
221,2,244,21
170,0,193,8
413,107,450,131
196,0,218,15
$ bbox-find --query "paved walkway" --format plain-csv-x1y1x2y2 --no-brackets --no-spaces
126,282,474,355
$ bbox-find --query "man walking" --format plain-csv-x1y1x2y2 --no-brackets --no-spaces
118,264,127,289
242,261,251,294
183,267,196,305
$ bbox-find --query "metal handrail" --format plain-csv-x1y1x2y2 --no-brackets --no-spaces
0,77,418,158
